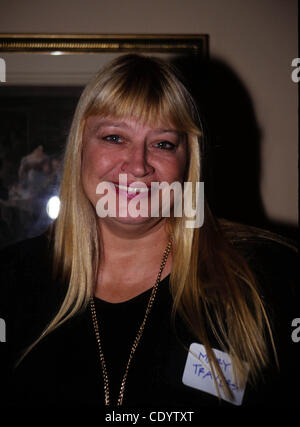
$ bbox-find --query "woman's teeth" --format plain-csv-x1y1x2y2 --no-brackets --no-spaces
115,184,149,194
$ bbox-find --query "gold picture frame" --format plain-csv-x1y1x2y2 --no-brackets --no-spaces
0,33,209,56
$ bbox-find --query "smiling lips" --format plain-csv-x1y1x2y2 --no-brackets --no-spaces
113,182,150,199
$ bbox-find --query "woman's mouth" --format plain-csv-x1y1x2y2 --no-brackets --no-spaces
113,182,150,199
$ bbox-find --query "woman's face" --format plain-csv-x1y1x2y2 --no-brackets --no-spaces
81,115,188,228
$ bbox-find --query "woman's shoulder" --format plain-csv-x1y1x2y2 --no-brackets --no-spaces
220,219,299,325
220,219,298,274
0,232,52,265
0,231,60,308
0,231,64,353
220,219,299,312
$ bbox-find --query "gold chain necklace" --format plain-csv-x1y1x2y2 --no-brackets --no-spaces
90,240,172,406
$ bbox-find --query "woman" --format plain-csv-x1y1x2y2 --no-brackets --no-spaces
0,54,298,409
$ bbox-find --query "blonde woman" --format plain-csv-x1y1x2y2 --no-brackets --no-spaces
0,54,298,409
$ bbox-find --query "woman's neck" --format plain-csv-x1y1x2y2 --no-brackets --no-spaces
99,218,169,256
94,219,172,302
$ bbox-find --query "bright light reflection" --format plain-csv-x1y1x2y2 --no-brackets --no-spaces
46,196,60,219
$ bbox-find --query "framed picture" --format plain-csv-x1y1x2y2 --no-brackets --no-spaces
0,34,208,248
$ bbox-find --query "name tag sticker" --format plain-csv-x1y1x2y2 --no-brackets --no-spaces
182,343,248,406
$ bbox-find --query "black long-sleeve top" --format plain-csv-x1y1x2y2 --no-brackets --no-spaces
0,233,299,412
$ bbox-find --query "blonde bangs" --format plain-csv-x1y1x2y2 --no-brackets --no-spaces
83,57,201,136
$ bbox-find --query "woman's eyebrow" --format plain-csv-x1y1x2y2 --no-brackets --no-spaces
93,120,130,129
86,120,130,136
152,129,181,135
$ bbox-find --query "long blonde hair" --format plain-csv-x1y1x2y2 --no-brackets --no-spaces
19,54,277,400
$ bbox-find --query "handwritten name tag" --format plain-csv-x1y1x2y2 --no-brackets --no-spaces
182,343,248,406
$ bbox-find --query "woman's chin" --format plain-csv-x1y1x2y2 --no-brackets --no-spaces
98,214,163,229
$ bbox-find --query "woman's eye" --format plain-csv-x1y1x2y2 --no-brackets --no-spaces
102,134,123,143
155,141,176,150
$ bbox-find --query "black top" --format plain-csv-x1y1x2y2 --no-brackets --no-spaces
0,233,299,411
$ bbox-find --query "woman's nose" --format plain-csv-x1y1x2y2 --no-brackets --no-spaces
121,145,153,178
